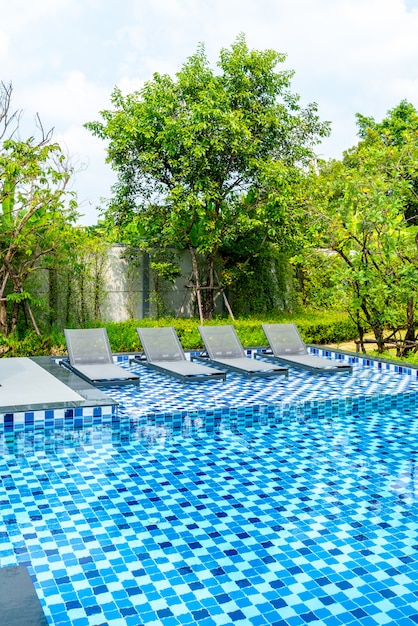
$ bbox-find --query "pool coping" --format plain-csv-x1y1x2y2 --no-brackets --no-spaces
0,356,118,414
308,343,418,376
0,566,48,626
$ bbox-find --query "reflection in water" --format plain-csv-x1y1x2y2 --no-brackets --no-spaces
1,408,417,513
390,458,418,503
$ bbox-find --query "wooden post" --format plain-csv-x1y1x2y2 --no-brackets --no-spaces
214,270,235,320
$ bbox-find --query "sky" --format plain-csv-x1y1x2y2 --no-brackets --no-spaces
1,0,418,225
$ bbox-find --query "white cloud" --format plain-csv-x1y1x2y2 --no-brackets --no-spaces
145,0,200,21
392,75,418,96
0,29,10,60
117,76,145,95
56,124,116,225
18,71,109,125
1,0,76,31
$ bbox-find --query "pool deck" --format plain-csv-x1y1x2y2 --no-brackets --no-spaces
0,566,48,626
0,356,117,413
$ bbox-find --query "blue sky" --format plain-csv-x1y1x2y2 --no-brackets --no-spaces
2,0,418,224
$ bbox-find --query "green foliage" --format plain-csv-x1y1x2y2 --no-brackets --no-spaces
371,349,418,365
299,100,418,350
86,34,330,320
356,100,418,224
105,319,142,352
0,83,80,336
291,249,349,311
0,329,66,357
224,245,298,315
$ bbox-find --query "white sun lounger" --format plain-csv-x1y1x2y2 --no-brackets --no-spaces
133,326,226,382
196,325,288,377
259,323,352,374
63,328,140,386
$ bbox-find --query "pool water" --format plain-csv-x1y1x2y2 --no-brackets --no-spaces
1,357,418,625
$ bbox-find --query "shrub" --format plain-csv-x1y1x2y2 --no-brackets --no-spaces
0,312,359,357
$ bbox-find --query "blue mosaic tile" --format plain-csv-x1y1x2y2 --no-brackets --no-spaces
1,350,418,624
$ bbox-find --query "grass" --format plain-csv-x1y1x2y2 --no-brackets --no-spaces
3,312,418,366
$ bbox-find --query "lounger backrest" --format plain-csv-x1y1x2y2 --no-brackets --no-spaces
262,323,308,355
198,325,246,359
137,327,186,362
64,328,114,365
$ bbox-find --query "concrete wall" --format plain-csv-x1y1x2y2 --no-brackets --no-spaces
99,244,146,321
100,244,224,321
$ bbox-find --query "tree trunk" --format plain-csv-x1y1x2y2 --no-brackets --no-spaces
188,245,204,324
187,247,220,322
0,300,8,336
49,268,58,327
65,272,72,324
24,299,41,337
79,273,86,326
202,255,215,320
372,323,385,353
353,310,367,353
10,299,20,334
295,263,306,306
404,296,415,342
0,268,10,335
397,297,416,357
358,296,386,353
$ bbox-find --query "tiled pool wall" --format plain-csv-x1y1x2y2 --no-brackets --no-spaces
3,392,418,461
0,405,118,439
309,346,418,376
2,347,418,442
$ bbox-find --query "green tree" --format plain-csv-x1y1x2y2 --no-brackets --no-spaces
0,82,79,336
304,102,418,354
86,34,329,321
356,100,418,224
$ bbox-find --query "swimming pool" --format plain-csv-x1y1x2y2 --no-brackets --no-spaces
1,351,418,625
